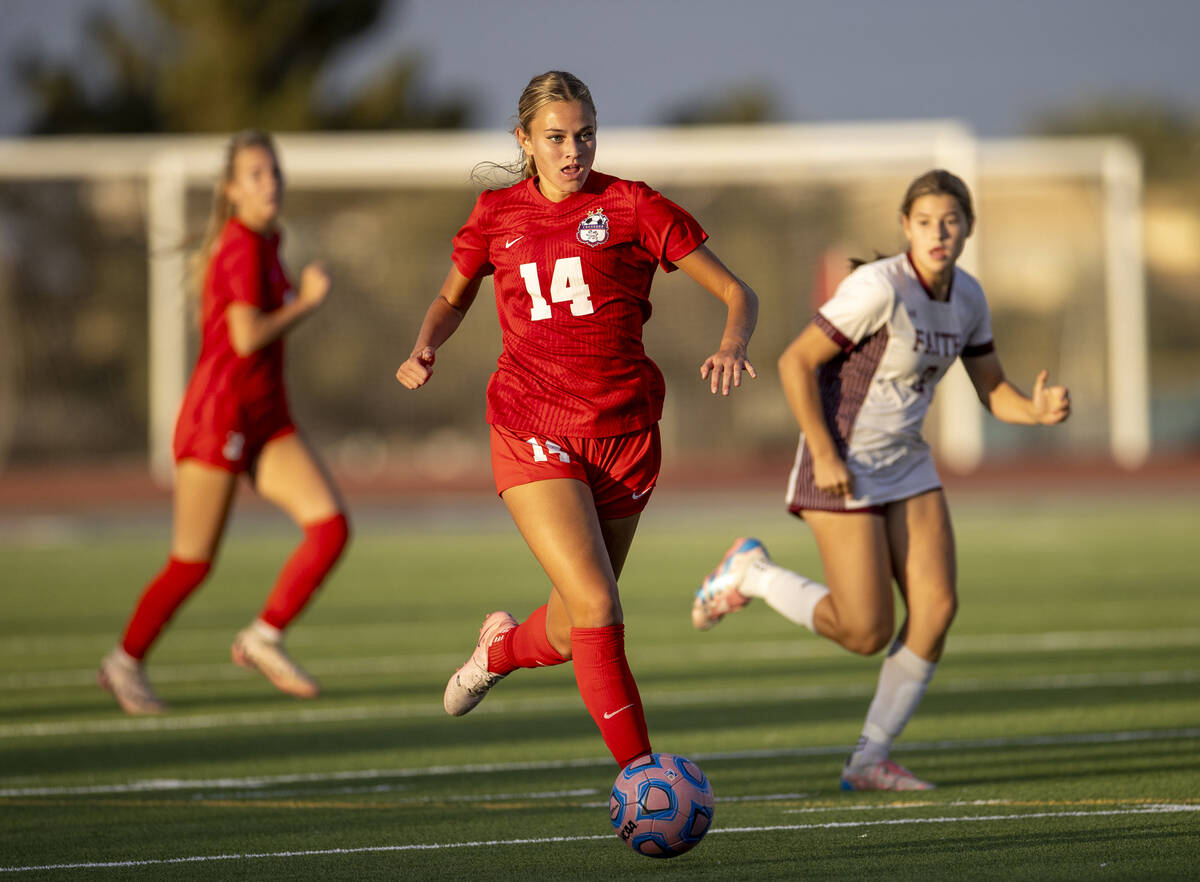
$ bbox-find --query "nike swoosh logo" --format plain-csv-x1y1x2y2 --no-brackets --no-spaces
505,236,524,248
603,703,635,720
631,485,655,500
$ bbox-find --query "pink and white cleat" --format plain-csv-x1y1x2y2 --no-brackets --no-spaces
443,610,518,716
692,537,769,631
232,626,320,699
840,759,936,791
97,648,167,715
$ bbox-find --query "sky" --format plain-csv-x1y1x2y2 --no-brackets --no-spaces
2,0,1199,137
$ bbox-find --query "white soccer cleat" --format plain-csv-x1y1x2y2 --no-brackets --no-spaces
692,537,769,630
840,759,936,792
443,610,517,717
97,648,167,715
232,627,320,699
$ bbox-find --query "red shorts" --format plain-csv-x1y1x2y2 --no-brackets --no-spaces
173,396,296,473
490,424,661,520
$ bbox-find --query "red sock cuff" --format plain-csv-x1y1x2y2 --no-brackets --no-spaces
570,623,624,654
169,556,213,575
490,604,567,674
307,512,350,547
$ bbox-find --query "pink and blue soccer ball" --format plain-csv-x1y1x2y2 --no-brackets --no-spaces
610,752,714,858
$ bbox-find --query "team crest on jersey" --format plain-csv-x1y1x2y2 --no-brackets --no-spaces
576,207,610,246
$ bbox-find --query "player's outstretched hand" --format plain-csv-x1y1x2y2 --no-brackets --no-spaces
396,346,437,390
700,344,757,396
297,262,331,309
1031,369,1070,424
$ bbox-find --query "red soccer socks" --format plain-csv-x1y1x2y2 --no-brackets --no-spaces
571,624,651,767
120,557,212,659
259,513,349,629
488,604,568,675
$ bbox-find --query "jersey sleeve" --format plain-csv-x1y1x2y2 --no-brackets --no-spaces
220,233,267,310
961,278,996,357
815,265,894,352
451,192,495,279
631,182,708,272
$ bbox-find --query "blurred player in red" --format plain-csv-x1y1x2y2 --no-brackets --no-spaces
693,170,1071,790
396,71,758,768
98,130,350,714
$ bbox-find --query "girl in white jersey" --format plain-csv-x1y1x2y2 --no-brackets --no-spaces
692,169,1071,791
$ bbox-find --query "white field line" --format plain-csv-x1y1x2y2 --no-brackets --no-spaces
4,626,1200,681
2,727,1198,798
1,805,1197,875
203,787,812,805
2,667,1197,740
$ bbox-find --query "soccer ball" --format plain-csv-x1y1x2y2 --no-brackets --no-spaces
610,752,714,858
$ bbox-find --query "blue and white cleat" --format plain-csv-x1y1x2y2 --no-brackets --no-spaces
692,537,769,631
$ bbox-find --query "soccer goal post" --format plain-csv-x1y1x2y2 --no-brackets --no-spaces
977,136,1149,469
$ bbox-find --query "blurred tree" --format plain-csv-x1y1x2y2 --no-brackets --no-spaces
664,83,780,125
1031,100,1200,182
15,0,471,133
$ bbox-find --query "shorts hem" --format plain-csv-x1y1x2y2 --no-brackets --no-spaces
789,503,885,519
173,424,297,474
788,482,943,519
174,453,241,474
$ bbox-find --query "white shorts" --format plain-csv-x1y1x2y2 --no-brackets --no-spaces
786,435,941,516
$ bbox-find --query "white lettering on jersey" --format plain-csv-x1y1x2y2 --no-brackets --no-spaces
520,263,551,320
526,437,571,463
519,257,594,320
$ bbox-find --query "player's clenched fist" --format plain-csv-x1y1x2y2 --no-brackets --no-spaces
298,262,331,308
396,346,436,390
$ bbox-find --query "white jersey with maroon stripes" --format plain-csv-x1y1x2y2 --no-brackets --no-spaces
787,252,995,513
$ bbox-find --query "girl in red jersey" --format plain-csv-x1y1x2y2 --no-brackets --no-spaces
98,130,350,714
396,71,758,769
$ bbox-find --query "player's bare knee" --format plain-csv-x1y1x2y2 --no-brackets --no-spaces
563,588,621,629
841,623,894,656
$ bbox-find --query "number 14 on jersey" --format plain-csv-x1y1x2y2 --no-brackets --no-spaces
519,256,594,320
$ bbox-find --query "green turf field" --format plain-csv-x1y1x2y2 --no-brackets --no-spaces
1,491,1197,880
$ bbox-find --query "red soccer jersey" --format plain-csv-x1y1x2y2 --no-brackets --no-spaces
452,171,707,437
178,218,291,425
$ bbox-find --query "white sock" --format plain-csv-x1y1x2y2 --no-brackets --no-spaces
739,560,830,633
848,642,937,769
251,619,283,643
